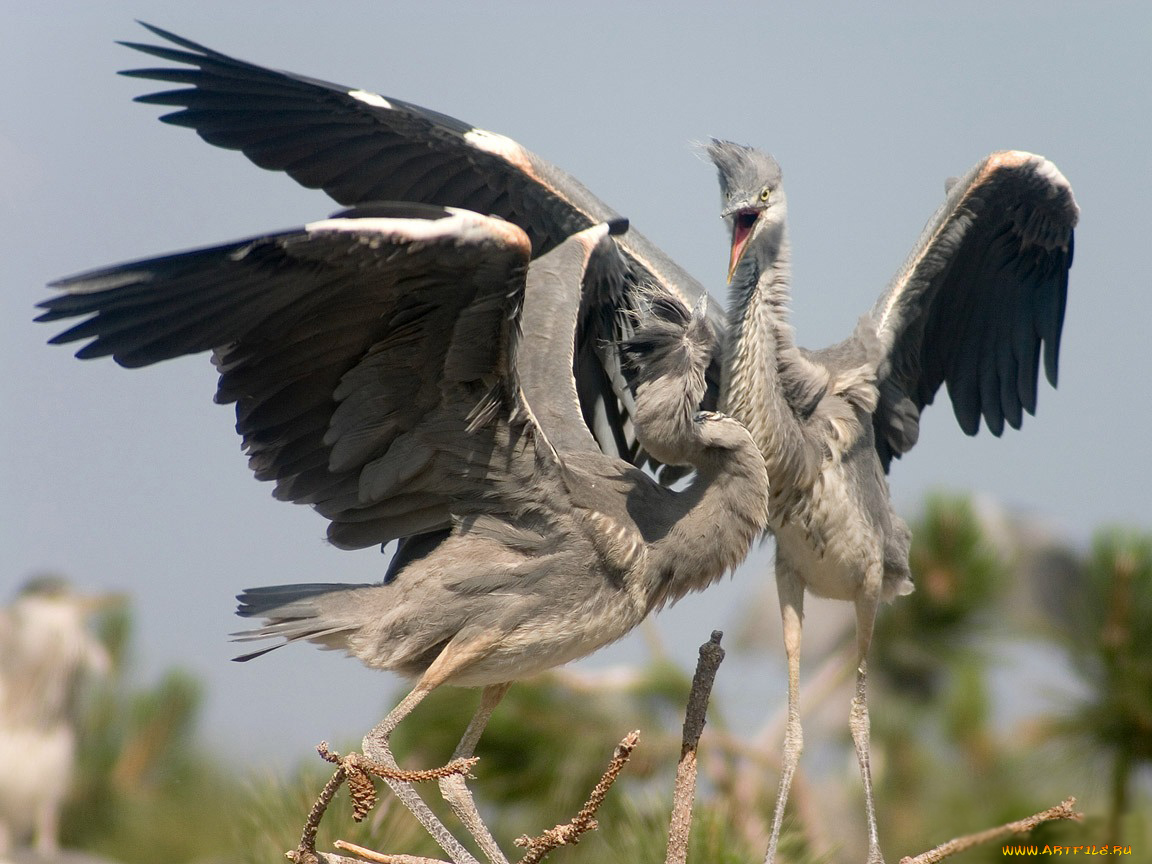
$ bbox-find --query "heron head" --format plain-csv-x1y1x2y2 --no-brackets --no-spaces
705,139,785,283
15,574,127,615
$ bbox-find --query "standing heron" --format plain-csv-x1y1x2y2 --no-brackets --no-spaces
0,577,114,858
40,208,769,864
704,139,1077,863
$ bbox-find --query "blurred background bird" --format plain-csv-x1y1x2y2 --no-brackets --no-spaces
0,577,119,860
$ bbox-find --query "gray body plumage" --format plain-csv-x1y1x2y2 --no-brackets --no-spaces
705,138,1077,864
708,135,1077,611
713,140,913,606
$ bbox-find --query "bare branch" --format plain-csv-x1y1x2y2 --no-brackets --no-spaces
899,797,1082,864
334,839,453,864
665,630,726,864
290,747,350,864
288,742,479,863
514,730,641,864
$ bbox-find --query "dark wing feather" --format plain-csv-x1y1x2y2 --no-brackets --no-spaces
868,150,1078,470
39,203,536,550
119,23,724,465
517,221,629,456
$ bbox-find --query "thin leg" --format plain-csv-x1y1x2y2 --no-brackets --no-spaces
362,684,478,864
851,586,884,864
765,568,804,864
33,800,59,857
360,635,499,864
439,682,513,864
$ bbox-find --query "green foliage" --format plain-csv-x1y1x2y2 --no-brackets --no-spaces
62,604,243,864
1041,529,1152,847
1051,530,1152,758
383,669,683,853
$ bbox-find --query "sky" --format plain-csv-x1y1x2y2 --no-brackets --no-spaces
3,2,1150,768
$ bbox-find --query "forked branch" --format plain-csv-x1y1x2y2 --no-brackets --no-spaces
513,730,641,864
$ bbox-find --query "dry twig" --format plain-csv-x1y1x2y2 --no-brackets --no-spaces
665,630,726,864
513,730,641,864
899,796,1082,864
294,728,638,864
288,742,477,863
334,839,454,864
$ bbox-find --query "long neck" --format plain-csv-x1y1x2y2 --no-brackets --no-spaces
642,438,767,612
718,231,814,503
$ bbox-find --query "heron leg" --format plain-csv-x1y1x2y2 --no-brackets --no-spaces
439,682,513,864
851,585,884,864
33,799,60,857
360,635,499,864
765,567,805,864
361,684,478,864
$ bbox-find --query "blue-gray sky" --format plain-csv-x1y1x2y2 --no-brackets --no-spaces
3,2,1149,765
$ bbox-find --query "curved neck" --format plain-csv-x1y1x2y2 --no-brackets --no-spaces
643,438,767,612
718,232,814,505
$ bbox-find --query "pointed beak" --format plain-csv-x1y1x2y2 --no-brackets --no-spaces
726,208,760,283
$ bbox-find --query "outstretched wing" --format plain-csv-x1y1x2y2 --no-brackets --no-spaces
118,23,723,462
868,150,1078,469
39,203,537,551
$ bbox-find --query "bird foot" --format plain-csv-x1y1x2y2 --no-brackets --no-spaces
316,742,479,822
290,742,480,864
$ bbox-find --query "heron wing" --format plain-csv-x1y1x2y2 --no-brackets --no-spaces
517,221,632,456
119,23,724,464
867,150,1078,470
38,202,559,551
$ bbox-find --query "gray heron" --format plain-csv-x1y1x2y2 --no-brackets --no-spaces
0,577,115,858
39,208,769,863
705,139,1077,863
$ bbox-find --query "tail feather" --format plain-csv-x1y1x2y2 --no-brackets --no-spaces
231,582,372,661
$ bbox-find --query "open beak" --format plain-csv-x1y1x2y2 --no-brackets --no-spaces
727,208,760,283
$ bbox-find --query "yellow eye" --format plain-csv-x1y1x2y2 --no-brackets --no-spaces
759,187,771,202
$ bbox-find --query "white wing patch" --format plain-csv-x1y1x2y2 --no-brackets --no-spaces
348,89,393,110
464,128,536,176
52,270,150,294
304,210,530,253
